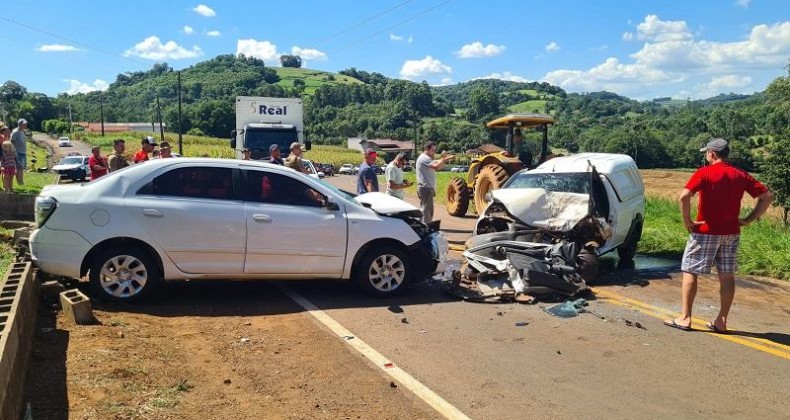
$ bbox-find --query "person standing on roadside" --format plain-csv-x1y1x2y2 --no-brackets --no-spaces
385,152,411,199
416,141,453,224
107,139,129,172
10,118,27,186
284,142,309,174
664,138,773,334
88,145,109,180
134,136,157,163
1,139,17,193
268,144,284,165
157,141,174,158
357,148,380,194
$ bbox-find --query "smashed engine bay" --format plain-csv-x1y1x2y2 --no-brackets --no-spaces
449,188,611,303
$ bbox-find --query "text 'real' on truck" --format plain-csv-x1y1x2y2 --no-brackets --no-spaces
230,96,311,160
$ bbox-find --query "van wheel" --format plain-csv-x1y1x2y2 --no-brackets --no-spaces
355,246,412,297
617,222,642,261
89,246,161,302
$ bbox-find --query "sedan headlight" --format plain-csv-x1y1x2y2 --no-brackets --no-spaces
35,196,58,227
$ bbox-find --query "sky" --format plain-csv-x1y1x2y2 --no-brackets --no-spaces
1,0,789,100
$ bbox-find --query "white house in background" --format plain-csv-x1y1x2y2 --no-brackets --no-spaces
347,137,415,162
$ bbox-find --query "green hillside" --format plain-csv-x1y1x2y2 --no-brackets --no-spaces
273,67,363,94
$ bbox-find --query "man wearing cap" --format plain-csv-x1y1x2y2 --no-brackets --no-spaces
157,141,174,158
284,142,309,174
268,144,284,165
134,136,157,164
88,145,109,181
385,152,411,199
357,148,380,194
108,139,129,172
664,138,773,334
10,118,27,185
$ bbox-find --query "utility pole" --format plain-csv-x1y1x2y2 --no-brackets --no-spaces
177,71,183,155
156,96,164,142
99,93,105,137
68,103,73,134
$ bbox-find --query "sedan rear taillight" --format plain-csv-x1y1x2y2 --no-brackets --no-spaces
35,196,58,227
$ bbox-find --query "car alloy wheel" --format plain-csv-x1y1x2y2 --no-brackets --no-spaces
98,254,148,298
356,246,412,297
368,253,406,292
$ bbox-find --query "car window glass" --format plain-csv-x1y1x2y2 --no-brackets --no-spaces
137,167,233,200
508,173,590,194
245,170,325,208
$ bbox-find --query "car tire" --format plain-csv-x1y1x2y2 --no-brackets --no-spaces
355,245,412,297
446,177,470,216
617,221,642,261
474,164,509,214
89,246,162,302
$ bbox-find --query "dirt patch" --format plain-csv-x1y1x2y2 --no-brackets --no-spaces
24,281,439,420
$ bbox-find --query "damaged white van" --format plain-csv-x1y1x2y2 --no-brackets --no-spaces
474,153,645,260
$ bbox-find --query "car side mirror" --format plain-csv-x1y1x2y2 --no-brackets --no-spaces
325,197,340,211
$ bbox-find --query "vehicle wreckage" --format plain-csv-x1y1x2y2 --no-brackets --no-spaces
448,153,646,303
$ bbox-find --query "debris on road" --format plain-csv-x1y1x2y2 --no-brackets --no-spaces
623,319,647,330
544,298,588,318
240,337,250,343
341,335,355,341
400,318,409,324
514,321,530,327
387,305,404,314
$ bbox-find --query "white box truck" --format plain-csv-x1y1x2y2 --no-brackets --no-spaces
230,96,310,160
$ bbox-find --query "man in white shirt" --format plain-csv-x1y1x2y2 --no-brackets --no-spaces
385,152,411,199
416,142,453,224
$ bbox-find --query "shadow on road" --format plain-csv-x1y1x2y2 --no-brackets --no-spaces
728,330,790,347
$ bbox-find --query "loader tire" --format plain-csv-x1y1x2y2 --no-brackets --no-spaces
474,164,509,214
446,177,471,217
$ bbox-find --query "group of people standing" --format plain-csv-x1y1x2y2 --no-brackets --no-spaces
88,136,176,181
356,141,453,224
242,142,310,175
0,118,28,193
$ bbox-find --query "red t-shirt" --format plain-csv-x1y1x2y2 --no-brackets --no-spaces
88,155,108,180
133,150,149,164
685,162,768,235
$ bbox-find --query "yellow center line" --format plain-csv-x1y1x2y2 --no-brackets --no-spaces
593,287,790,360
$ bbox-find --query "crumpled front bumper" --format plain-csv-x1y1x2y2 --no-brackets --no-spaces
409,232,448,280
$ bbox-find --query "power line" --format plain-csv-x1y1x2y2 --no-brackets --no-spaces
0,16,147,66
330,0,455,54
315,0,415,46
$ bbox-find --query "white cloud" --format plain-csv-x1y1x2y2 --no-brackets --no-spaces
455,41,506,58
123,36,203,60
193,4,216,17
542,17,790,99
37,44,82,52
183,25,194,35
736,0,751,8
545,42,560,52
206,30,221,37
62,79,109,95
474,72,531,83
390,33,403,41
236,39,280,63
291,46,327,65
438,77,454,86
399,56,452,80
622,32,634,41
408,35,414,43
636,14,692,42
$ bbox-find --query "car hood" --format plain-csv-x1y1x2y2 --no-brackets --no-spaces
487,188,590,232
355,192,421,217
52,163,83,170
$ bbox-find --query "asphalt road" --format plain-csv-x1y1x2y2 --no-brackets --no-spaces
288,173,790,419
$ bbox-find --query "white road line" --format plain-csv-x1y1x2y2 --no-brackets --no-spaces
277,284,472,420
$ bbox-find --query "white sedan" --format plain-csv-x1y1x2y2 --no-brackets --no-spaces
30,158,447,302
338,163,354,175
58,137,71,147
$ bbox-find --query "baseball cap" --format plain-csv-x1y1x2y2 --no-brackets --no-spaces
142,136,158,146
365,147,377,157
290,142,301,150
18,118,27,125
269,144,280,152
700,138,728,152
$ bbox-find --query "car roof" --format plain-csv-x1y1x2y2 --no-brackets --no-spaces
531,153,637,175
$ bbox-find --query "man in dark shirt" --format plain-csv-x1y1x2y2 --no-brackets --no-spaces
665,138,773,334
268,144,284,165
356,148,379,195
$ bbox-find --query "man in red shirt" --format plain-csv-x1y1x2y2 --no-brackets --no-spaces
665,138,772,333
88,145,109,180
134,136,157,163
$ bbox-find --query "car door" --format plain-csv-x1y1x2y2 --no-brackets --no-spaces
130,165,246,274
242,168,347,276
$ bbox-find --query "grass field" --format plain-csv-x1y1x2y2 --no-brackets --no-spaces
273,67,363,95
508,100,548,114
0,226,13,275
8,142,58,194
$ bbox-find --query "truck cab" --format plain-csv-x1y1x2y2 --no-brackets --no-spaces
230,96,311,160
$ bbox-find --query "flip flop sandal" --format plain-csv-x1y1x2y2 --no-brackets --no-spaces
705,321,729,334
664,320,692,331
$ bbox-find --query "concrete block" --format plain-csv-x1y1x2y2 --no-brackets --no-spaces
12,227,33,243
59,290,96,325
41,281,66,302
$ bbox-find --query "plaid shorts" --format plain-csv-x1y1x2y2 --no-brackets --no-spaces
681,233,740,274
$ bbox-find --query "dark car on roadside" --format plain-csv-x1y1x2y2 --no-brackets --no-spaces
320,163,335,176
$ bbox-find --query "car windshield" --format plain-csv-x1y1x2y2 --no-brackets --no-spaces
505,172,591,194
58,157,83,165
245,128,298,159
315,178,360,207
